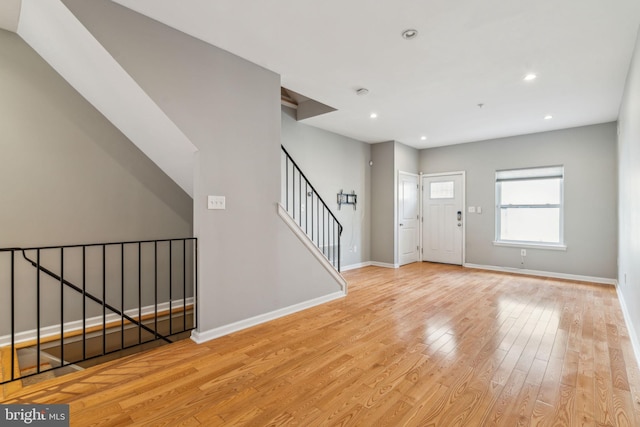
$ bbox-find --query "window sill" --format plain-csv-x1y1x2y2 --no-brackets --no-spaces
492,241,567,251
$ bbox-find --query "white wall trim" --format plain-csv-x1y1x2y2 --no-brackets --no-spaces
277,203,347,292
464,263,616,285
370,261,399,269
615,284,640,373
493,241,567,251
342,261,373,271
0,298,194,347
190,291,345,344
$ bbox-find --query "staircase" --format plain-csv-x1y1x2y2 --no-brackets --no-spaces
281,145,343,273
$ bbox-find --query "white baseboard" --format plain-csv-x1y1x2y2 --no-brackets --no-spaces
370,262,399,269
615,285,640,373
341,261,373,271
464,263,616,285
190,291,345,344
0,298,194,347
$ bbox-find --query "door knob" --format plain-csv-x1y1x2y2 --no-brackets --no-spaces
399,223,404,226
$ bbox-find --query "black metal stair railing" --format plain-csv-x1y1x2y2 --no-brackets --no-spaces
281,145,343,272
0,238,197,384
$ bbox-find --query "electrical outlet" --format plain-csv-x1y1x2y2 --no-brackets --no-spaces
521,249,526,257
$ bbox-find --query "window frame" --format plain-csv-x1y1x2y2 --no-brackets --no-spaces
494,166,567,250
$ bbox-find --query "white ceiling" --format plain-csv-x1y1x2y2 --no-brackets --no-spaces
112,0,640,149
0,0,21,32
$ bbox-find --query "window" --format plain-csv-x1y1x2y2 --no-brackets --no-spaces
430,181,454,199
495,166,564,247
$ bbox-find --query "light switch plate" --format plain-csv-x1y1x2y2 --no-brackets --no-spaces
477,206,482,214
208,195,226,210
468,206,476,213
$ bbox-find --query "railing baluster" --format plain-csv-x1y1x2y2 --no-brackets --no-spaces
194,239,198,329
323,207,327,258
293,168,296,221
10,250,15,381
331,219,334,266
298,170,302,223
154,241,158,340
36,250,41,374
169,241,173,336
304,182,308,234
338,225,342,271
82,246,86,360
138,242,142,345
60,248,65,366
121,243,125,350
102,245,106,356
183,239,187,331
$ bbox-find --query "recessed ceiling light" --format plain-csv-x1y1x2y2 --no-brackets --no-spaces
524,73,537,81
401,29,418,40
421,136,427,141
544,115,553,120
370,112,378,119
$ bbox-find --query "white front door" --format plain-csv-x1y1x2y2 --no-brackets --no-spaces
398,172,419,266
422,173,464,265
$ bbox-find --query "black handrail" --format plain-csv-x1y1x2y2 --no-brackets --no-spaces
0,237,197,384
281,145,343,271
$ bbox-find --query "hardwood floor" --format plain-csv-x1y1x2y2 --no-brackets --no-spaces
2,263,640,426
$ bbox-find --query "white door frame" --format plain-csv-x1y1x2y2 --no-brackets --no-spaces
397,171,420,266
420,171,466,265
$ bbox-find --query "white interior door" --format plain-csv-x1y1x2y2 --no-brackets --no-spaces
422,173,464,265
398,172,419,266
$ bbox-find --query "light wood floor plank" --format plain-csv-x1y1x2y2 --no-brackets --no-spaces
2,262,639,426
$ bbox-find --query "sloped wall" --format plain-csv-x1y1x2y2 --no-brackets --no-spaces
0,29,192,334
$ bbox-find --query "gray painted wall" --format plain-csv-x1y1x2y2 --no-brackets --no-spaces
370,141,419,265
370,142,395,264
395,142,420,175
64,0,342,333
617,28,640,351
0,29,192,334
281,107,371,268
420,123,617,279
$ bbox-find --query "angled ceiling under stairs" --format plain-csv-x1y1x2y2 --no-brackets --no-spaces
9,0,197,197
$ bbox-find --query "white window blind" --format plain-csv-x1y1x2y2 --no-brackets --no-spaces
495,166,564,245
